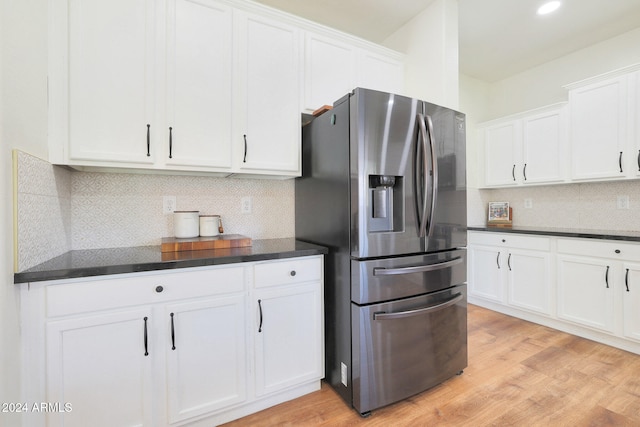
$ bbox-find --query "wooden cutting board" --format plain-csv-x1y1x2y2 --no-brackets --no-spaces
161,234,252,253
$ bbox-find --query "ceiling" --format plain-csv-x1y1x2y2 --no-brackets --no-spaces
253,0,640,82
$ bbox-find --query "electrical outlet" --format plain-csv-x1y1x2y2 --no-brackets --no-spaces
617,195,630,210
524,198,533,209
163,196,176,214
241,196,252,214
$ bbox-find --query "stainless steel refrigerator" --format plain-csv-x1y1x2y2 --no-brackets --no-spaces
295,88,467,416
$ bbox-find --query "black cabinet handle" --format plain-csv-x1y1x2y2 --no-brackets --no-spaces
496,252,501,269
523,164,527,181
243,134,248,163
169,127,173,159
605,266,610,288
619,151,623,173
512,164,516,181
143,316,149,356
290,270,296,277
155,286,163,293
170,312,176,350
146,124,151,157
625,268,630,292
258,299,263,333
637,150,640,172
507,253,512,271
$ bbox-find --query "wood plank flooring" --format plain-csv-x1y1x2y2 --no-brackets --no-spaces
223,304,640,426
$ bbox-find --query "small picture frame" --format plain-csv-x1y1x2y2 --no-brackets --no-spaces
487,202,512,227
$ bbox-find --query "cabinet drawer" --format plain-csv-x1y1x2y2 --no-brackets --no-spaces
254,256,322,288
557,238,640,260
46,265,245,318
468,231,550,251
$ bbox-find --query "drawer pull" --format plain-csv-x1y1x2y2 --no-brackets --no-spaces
143,317,149,356
155,286,163,293
290,270,296,277
615,249,621,254
374,257,463,276
170,313,176,350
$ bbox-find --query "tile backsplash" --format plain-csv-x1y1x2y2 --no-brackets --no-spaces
16,151,294,271
469,182,640,231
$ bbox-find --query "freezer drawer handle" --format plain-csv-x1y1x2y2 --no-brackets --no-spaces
373,257,462,276
373,293,463,320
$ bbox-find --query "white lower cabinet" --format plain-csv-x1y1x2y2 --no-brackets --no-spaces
46,308,154,427
165,295,247,424
21,255,324,427
556,254,615,333
468,231,640,356
468,232,552,315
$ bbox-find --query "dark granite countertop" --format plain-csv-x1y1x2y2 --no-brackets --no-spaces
14,238,328,284
468,226,640,242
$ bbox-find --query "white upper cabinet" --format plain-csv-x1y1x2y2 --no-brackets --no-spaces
163,0,234,171
303,33,356,112
356,49,404,96
522,107,567,184
483,119,521,187
48,0,405,177
50,0,157,166
234,11,301,176
567,73,631,181
480,104,567,187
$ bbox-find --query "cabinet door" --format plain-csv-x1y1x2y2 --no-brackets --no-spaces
622,262,640,342
483,120,521,186
254,283,323,396
304,33,355,112
236,12,301,175
522,107,566,184
46,309,153,427
164,0,233,171
63,0,157,165
557,255,615,333
569,76,629,180
468,245,505,302
165,295,246,423
356,49,404,95
507,249,552,315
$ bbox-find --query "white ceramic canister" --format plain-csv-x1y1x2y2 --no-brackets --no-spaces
174,211,199,238
199,215,221,237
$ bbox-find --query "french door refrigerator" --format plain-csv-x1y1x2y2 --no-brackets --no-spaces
295,88,467,416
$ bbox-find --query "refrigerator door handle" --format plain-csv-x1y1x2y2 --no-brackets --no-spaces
416,114,439,238
373,293,463,320
424,114,439,238
373,257,463,276
416,114,429,237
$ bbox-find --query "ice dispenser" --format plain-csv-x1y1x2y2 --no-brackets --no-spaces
369,175,403,232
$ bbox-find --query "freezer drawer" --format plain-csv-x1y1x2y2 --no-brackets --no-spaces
351,249,466,305
351,284,467,414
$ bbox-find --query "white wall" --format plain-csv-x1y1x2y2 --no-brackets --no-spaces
1,0,49,425
383,0,459,109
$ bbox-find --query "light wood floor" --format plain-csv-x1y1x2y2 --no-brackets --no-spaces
223,304,640,426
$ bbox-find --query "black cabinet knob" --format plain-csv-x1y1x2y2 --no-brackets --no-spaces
615,249,621,254
156,286,164,293
290,270,297,277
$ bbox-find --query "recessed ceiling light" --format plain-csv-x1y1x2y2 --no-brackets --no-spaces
537,1,561,15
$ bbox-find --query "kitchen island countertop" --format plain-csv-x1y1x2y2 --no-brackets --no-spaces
14,238,328,284
468,226,640,242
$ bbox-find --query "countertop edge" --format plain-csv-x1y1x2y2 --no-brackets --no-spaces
467,226,640,242
14,239,328,284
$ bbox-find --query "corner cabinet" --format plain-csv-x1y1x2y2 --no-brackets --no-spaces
479,104,568,187
20,256,324,427
468,230,640,356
